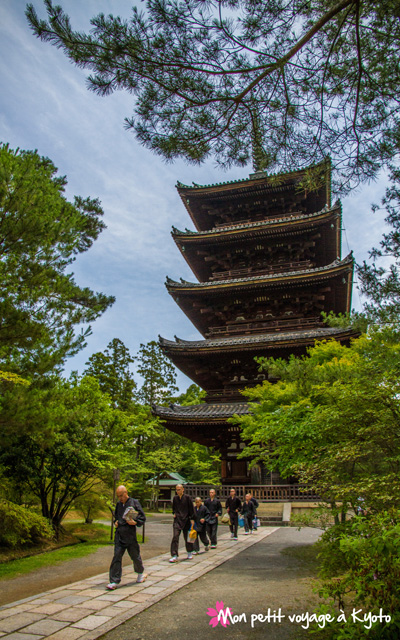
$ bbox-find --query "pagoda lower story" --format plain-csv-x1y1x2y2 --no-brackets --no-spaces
152,162,358,484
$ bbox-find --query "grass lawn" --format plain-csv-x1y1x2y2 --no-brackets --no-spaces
0,522,113,581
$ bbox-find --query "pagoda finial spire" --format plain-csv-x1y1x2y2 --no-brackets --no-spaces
251,108,273,173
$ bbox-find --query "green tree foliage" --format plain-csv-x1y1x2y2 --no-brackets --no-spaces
84,338,136,411
73,483,110,524
179,441,221,485
234,328,400,511
0,374,128,533
0,143,114,375
27,0,400,189
136,340,178,405
313,511,400,639
174,383,207,406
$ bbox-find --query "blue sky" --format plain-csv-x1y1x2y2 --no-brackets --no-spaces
0,0,389,391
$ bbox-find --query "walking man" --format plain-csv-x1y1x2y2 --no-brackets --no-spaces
107,485,147,590
204,488,222,548
226,488,241,540
193,497,210,554
170,484,195,562
241,493,256,535
249,492,259,532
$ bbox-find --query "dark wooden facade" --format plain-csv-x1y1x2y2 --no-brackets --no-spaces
153,162,356,484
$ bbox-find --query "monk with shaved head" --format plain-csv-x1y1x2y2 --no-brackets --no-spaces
169,484,195,563
107,485,147,589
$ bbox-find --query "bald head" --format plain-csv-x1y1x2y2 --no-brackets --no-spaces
116,485,129,503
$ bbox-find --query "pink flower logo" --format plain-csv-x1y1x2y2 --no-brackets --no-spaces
207,601,232,627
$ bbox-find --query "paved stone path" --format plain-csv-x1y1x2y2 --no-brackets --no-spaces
0,528,278,640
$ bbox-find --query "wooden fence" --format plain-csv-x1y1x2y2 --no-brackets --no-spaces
182,484,319,502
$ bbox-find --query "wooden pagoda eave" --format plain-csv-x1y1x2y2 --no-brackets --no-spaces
166,259,354,336
167,255,353,296
177,160,331,231
160,327,358,357
173,210,342,282
172,207,340,245
159,328,358,385
152,402,249,423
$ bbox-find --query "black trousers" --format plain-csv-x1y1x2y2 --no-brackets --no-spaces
229,511,238,537
109,534,144,583
193,527,210,552
170,521,194,557
206,521,218,546
243,514,253,532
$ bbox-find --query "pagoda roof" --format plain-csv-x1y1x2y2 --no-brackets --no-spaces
176,159,329,193
176,160,331,231
159,326,357,353
166,254,353,294
152,402,249,422
172,203,340,241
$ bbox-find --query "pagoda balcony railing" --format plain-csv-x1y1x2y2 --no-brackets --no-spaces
209,260,312,281
213,211,303,229
205,389,244,402
207,316,322,337
183,484,320,502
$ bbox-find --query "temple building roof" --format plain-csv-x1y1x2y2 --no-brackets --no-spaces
152,402,249,422
176,159,329,193
159,326,357,352
172,204,342,282
176,161,331,231
171,204,339,240
166,254,353,293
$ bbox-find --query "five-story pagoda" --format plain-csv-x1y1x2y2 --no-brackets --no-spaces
152,161,356,484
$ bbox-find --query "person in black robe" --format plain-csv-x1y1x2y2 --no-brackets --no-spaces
249,492,259,532
225,488,241,540
241,493,257,534
107,485,147,589
193,497,210,553
170,484,195,562
204,488,222,548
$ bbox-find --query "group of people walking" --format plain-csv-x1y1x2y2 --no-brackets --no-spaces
106,483,259,590
170,486,223,562
226,487,259,539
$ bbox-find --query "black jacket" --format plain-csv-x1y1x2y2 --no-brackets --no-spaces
250,497,259,509
193,504,210,532
172,493,195,529
114,497,145,544
204,497,222,524
241,500,256,517
226,496,242,512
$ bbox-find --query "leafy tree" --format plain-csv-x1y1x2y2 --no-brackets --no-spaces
174,383,206,406
0,374,128,534
0,143,114,375
136,340,178,405
84,338,136,411
313,511,400,638
73,482,110,524
27,0,400,190
178,441,221,485
234,328,400,513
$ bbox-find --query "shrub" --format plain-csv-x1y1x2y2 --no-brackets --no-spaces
312,511,400,639
0,500,53,548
